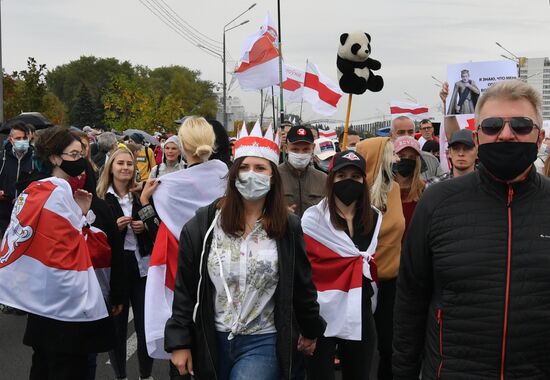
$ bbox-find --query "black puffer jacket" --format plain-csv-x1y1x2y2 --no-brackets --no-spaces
165,201,326,380
393,165,550,380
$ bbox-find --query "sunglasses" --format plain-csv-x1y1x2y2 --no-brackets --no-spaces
478,117,539,136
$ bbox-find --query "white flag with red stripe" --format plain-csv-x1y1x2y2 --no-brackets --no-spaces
0,177,108,322
302,199,382,340
271,65,305,104
84,225,112,299
318,129,338,142
145,160,228,359
389,100,429,120
234,13,283,91
303,62,343,116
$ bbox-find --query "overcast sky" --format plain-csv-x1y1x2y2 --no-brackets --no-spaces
3,0,550,123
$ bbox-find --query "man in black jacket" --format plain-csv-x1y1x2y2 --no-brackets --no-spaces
393,80,550,380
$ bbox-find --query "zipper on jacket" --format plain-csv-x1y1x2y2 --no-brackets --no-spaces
500,185,514,380
437,308,443,379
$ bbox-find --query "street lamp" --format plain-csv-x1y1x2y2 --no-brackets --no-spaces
223,3,256,130
403,91,418,103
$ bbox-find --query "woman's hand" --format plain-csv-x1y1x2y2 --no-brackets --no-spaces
140,179,161,205
74,189,92,216
116,216,132,231
297,335,317,356
439,81,449,105
171,349,194,376
131,220,145,234
111,304,124,316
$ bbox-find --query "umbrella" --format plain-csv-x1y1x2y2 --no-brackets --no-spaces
0,112,54,133
123,129,158,145
375,126,391,137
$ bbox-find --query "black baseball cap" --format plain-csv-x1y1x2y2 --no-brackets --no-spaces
329,150,366,176
286,126,314,144
448,129,474,148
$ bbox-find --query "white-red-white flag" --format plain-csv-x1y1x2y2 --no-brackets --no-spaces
389,101,429,120
0,178,108,322
271,65,305,104
303,62,343,116
302,199,382,340
318,129,338,142
144,160,228,359
234,13,283,91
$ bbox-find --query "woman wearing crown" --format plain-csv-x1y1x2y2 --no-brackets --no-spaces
165,121,326,380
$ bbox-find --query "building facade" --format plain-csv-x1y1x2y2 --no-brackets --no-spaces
519,57,550,120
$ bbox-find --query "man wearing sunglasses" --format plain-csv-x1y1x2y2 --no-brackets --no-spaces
394,80,550,379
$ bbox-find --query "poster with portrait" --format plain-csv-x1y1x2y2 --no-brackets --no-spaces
446,60,518,116
439,115,476,172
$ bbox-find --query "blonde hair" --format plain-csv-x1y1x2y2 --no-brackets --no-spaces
178,116,216,162
475,80,543,127
370,140,395,212
96,148,136,199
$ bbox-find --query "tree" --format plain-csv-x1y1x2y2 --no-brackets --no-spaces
70,84,96,127
41,92,68,126
13,57,47,112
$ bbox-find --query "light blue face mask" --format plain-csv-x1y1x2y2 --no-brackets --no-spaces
235,170,271,201
13,139,30,152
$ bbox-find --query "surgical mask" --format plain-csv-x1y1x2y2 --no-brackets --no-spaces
235,170,271,201
288,152,311,170
60,158,87,178
317,158,331,173
13,139,29,152
478,142,537,181
392,159,416,178
333,178,364,206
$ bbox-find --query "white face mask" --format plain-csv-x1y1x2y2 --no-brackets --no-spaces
287,152,311,170
235,170,271,201
347,146,357,152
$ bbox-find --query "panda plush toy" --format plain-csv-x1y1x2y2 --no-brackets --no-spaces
337,31,384,94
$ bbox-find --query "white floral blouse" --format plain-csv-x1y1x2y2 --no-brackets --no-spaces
207,212,279,339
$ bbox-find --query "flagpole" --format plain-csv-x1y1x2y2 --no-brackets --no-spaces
271,86,277,126
277,0,284,127
299,59,307,122
260,89,264,125
342,94,353,150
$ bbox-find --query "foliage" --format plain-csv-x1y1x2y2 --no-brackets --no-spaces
41,92,67,126
13,57,48,112
70,84,97,127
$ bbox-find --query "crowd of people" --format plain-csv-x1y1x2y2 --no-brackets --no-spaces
0,79,549,380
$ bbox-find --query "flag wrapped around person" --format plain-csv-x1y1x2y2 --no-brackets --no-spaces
144,160,228,359
84,225,112,299
0,177,108,322
302,199,382,340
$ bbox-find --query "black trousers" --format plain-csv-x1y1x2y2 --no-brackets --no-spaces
29,349,88,380
374,278,397,380
109,252,154,378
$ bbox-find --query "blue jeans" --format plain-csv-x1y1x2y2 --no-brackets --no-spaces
216,332,279,380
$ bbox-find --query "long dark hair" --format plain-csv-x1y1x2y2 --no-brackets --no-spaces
219,156,287,239
326,169,374,236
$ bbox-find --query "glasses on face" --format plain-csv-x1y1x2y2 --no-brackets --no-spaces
478,117,539,136
420,126,433,131
61,151,85,160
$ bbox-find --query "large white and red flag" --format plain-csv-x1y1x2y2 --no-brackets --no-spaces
302,198,382,340
0,177,108,322
303,62,343,116
144,160,228,359
318,128,338,142
84,225,113,299
234,13,283,91
271,65,305,104
389,101,429,120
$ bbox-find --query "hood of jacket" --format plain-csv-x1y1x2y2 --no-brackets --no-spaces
356,137,391,187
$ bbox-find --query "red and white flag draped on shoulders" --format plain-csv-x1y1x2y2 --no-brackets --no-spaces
301,199,382,340
144,160,228,359
0,177,108,322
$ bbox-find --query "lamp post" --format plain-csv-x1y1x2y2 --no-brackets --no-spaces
495,42,524,77
403,91,418,103
223,3,256,131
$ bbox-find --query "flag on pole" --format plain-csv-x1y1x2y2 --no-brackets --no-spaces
271,65,305,104
302,199,382,340
389,101,429,120
0,178,108,322
144,160,228,359
318,129,338,142
234,13,283,91
303,62,343,116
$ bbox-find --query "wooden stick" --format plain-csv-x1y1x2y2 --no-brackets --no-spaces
341,93,353,150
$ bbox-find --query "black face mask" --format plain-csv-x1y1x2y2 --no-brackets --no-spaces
333,179,364,206
60,158,87,178
392,159,416,178
477,142,537,181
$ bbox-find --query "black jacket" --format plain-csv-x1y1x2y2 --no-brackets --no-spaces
0,143,34,224
164,201,326,380
393,165,550,380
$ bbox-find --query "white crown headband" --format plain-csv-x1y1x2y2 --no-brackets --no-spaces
234,120,281,165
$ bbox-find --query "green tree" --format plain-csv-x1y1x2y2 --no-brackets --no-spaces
13,57,47,111
41,92,68,126
70,84,96,127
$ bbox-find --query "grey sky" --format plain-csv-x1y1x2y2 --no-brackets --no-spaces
3,0,549,123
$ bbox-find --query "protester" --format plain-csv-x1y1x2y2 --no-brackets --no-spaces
313,137,337,173
393,80,550,378
0,126,119,379
279,120,293,163
417,119,439,149
97,148,155,380
165,123,326,379
356,136,405,380
279,125,327,217
303,150,382,380
0,122,34,236
93,131,119,170
149,135,184,179
208,119,232,167
129,133,156,181
447,129,477,177
390,116,443,181
421,139,440,161
392,136,425,237
339,128,361,151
